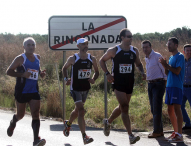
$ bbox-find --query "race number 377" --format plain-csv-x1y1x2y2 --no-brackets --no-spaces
78,69,91,79
119,64,132,73
28,69,39,80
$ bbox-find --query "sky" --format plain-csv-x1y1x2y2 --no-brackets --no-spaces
0,0,190,35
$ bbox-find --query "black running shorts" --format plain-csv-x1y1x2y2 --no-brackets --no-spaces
112,83,134,94
15,92,41,103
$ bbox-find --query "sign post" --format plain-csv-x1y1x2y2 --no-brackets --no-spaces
104,49,107,118
63,51,66,121
48,15,127,120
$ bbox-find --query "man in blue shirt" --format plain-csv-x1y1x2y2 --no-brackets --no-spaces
159,37,185,143
181,44,191,130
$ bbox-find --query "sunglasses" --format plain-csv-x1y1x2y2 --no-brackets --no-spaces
124,35,133,38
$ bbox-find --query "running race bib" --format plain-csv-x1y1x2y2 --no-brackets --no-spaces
119,64,132,73
78,69,91,79
28,69,39,80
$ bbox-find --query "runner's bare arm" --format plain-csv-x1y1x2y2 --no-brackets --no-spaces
62,56,75,78
6,56,31,78
36,54,46,78
36,54,40,60
134,48,145,74
99,48,115,82
91,56,99,81
99,48,115,73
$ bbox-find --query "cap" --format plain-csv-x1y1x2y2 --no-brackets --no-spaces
77,38,88,45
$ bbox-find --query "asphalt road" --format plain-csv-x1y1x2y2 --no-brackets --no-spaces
0,110,191,146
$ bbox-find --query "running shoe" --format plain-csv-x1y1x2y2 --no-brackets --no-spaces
168,134,183,143
165,132,175,141
7,120,16,137
103,118,111,136
33,137,46,146
129,134,140,144
63,120,71,137
83,135,94,145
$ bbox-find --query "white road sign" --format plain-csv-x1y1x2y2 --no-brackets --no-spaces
49,16,127,50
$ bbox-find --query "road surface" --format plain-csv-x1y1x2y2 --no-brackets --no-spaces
0,110,191,146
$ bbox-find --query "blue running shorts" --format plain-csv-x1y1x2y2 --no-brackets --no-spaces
165,87,183,105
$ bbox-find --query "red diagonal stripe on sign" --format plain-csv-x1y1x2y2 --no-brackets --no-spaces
51,17,125,49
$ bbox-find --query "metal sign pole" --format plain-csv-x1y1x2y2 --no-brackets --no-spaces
63,51,66,121
104,49,107,118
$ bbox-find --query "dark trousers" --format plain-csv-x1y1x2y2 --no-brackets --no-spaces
148,80,165,133
181,87,191,127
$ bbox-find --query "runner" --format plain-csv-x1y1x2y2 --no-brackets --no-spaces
6,37,46,146
99,28,146,144
62,38,99,145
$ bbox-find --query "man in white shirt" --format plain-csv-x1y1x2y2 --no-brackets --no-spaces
142,40,167,138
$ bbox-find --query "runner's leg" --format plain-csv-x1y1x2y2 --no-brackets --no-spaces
7,101,26,136
68,106,78,124
29,100,40,141
76,102,86,134
108,105,121,124
15,101,26,120
114,90,132,135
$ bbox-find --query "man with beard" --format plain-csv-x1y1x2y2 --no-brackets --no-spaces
6,37,46,146
159,37,185,143
62,38,99,145
99,28,146,144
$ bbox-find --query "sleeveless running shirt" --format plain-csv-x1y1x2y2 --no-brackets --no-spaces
70,53,93,91
111,45,136,86
14,53,40,96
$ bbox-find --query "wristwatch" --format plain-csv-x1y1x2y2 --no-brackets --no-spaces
64,77,68,81
105,71,110,75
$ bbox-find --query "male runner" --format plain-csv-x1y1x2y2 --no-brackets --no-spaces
6,37,46,146
99,28,146,144
62,38,99,145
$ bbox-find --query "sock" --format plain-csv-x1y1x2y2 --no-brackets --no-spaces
67,121,72,127
175,132,182,137
82,133,86,138
11,115,18,126
32,119,40,141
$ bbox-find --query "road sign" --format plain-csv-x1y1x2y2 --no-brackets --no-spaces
49,16,127,50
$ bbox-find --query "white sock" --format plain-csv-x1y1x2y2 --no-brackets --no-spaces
175,132,182,137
